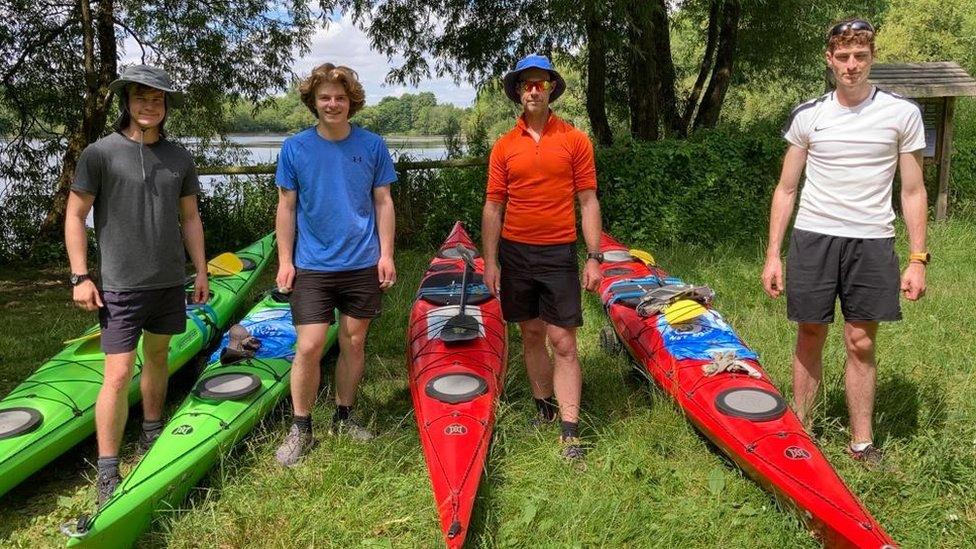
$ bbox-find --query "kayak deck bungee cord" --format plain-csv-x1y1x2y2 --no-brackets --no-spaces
408,222,507,548
597,232,896,548
0,234,275,499
62,289,338,547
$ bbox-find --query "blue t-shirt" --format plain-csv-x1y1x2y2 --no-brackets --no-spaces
276,126,397,271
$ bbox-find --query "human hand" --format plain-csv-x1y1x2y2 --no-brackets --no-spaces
378,255,397,292
900,262,926,301
761,256,784,298
72,279,103,311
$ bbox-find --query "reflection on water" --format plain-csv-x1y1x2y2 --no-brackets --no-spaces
220,133,449,164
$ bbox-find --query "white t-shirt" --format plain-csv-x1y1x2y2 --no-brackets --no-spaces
782,87,925,238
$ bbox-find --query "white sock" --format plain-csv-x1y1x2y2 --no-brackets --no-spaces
850,441,873,452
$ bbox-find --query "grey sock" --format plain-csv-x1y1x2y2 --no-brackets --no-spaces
142,419,164,436
97,456,120,478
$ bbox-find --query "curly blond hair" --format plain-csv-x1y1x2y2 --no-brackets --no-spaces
299,63,366,118
827,21,875,53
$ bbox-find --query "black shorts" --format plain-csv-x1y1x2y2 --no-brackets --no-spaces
498,238,582,328
786,228,901,323
290,265,382,325
99,285,187,354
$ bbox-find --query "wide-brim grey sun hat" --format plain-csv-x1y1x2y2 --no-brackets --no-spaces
502,54,566,104
109,64,184,107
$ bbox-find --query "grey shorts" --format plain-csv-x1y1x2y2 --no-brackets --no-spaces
290,265,382,325
786,228,901,323
498,238,583,328
99,285,187,354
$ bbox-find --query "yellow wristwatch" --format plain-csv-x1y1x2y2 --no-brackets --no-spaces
908,252,931,265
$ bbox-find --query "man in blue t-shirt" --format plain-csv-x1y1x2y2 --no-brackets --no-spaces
273,63,397,466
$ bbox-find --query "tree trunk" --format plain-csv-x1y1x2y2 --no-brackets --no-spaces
626,0,658,141
693,0,739,130
649,0,681,138
681,0,720,134
584,0,613,146
33,0,117,251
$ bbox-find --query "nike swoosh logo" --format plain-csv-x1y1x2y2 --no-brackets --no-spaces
814,126,827,131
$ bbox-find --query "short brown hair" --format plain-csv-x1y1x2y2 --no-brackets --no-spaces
299,63,366,118
827,20,875,53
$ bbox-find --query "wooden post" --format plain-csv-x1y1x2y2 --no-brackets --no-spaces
935,96,956,221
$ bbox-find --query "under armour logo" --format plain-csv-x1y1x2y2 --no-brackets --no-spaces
351,155,363,163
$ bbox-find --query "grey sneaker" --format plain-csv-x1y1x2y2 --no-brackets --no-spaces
96,471,121,507
560,436,586,461
329,415,375,442
274,424,317,467
134,427,162,458
848,443,883,469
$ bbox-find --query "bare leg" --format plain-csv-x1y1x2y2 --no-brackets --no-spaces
792,322,829,430
335,315,371,407
139,332,172,422
546,324,582,423
519,319,553,399
290,323,332,416
96,351,137,457
844,321,879,444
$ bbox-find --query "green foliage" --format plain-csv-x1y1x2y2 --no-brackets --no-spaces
876,0,976,73
598,126,785,246
196,175,278,256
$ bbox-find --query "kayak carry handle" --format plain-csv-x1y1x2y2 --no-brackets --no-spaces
60,514,91,538
447,519,462,538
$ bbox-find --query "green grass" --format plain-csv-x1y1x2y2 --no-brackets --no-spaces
2,218,976,547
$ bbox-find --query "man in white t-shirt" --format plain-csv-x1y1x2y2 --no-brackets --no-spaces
761,19,929,466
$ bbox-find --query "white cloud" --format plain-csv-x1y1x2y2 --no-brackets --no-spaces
119,13,477,108
293,13,476,107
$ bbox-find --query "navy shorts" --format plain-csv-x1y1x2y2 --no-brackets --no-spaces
786,228,901,323
99,285,187,354
498,238,582,328
290,265,382,325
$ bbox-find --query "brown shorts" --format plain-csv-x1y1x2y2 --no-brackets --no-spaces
290,265,382,325
99,285,187,354
498,238,583,328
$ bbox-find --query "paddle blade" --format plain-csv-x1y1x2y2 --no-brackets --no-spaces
207,252,244,276
440,314,481,343
63,328,102,345
663,299,707,325
629,249,655,266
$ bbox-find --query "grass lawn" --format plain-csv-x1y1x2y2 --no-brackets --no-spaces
1,218,975,547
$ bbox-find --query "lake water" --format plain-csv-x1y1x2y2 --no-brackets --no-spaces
222,133,450,164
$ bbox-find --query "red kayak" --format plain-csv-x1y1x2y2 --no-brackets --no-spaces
408,222,508,548
597,232,895,548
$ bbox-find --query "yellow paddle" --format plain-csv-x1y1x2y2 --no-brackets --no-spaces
663,299,707,325
63,327,103,345
207,252,245,277
629,249,655,266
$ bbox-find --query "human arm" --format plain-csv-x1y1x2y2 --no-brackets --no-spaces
898,150,927,301
373,185,396,291
65,190,102,311
761,144,807,298
481,200,504,297
275,187,298,292
578,189,603,292
179,195,209,303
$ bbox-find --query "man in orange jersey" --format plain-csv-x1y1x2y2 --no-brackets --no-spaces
481,54,603,461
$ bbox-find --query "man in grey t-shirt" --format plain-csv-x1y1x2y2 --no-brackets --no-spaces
64,65,208,505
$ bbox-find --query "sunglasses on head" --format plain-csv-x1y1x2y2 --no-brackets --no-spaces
519,79,553,93
829,19,875,37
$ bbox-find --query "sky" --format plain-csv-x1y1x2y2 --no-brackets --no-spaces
121,13,478,108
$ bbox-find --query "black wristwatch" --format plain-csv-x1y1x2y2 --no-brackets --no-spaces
586,251,604,263
69,273,92,286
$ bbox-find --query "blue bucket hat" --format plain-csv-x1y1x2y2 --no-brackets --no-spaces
502,54,566,104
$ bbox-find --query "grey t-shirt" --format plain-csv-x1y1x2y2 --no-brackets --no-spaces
72,131,200,291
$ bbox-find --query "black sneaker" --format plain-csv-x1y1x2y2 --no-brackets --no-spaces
96,471,121,507
848,443,884,468
560,436,586,461
528,413,557,431
329,415,375,442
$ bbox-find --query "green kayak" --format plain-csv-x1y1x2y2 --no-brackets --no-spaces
64,290,337,548
0,234,275,499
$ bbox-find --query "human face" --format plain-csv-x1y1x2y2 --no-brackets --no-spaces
826,44,874,90
127,87,166,130
314,81,351,125
519,67,552,116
